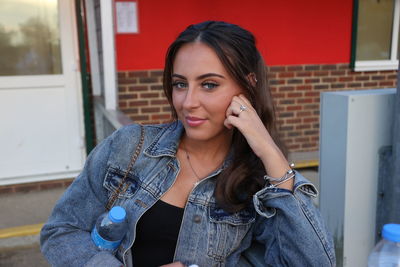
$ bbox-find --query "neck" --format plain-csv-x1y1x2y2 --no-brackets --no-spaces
181,131,232,162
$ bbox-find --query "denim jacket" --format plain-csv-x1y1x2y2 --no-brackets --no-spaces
40,121,335,267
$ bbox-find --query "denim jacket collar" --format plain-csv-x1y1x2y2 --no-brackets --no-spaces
144,121,183,158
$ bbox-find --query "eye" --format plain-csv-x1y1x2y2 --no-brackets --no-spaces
202,81,219,90
172,81,187,89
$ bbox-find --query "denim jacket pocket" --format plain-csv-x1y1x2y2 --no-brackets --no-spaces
207,205,255,261
103,166,141,199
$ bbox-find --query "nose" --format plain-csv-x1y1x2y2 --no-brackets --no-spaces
182,86,200,110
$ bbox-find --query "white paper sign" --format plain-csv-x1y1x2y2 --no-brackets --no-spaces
116,1,139,34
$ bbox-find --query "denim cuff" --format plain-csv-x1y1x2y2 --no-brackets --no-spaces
84,251,123,267
253,171,318,218
292,170,318,198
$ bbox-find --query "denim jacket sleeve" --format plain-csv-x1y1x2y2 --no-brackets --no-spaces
40,129,124,267
252,171,336,266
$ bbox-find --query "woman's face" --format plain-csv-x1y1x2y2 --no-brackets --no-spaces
172,42,243,142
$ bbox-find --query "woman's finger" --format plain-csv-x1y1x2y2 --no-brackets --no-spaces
226,100,244,117
233,95,255,114
224,114,242,130
225,104,235,118
224,117,233,129
238,94,252,107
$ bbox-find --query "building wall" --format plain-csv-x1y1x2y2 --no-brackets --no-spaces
114,0,395,153
115,0,353,70
117,64,397,152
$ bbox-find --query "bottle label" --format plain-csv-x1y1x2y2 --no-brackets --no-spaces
91,227,121,251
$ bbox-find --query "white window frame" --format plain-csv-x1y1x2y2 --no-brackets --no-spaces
354,0,400,71
101,0,117,110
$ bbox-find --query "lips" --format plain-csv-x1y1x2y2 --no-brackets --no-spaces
185,116,206,127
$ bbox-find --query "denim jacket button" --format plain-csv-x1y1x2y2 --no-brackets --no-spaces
193,215,202,223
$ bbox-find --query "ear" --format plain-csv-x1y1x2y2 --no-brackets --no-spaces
247,72,257,87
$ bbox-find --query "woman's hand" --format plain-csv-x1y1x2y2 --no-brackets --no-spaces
224,94,293,190
224,94,274,158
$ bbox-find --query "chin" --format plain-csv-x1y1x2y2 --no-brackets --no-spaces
183,126,230,142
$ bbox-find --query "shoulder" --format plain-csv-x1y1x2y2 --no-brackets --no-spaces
105,122,179,165
111,122,175,144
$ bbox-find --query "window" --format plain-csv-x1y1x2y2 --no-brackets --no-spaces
0,0,62,76
351,0,399,71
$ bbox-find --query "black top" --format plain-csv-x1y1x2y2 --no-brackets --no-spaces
132,199,184,267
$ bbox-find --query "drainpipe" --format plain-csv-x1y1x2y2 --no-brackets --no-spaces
75,0,95,154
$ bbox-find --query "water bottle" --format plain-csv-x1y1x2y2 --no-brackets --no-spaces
91,206,128,252
368,224,400,266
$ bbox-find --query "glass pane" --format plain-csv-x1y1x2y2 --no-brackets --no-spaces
356,0,394,61
0,0,62,76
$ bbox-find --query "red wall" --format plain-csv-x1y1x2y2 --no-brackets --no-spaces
115,0,353,71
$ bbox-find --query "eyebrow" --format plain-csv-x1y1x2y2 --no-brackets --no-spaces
172,73,226,80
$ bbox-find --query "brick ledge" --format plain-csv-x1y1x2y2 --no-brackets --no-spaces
0,178,73,195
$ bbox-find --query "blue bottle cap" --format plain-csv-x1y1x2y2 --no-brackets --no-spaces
382,224,400,242
108,206,126,223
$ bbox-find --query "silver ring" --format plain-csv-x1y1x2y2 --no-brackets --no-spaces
239,105,247,113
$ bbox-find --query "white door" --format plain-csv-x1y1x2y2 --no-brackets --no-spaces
0,0,86,185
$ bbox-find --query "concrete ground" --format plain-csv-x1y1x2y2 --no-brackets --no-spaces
0,152,319,266
0,188,65,229
0,188,64,266
0,243,49,267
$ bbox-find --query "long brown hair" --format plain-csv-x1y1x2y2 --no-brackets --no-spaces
163,21,286,212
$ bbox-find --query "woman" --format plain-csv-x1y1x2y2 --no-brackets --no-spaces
41,21,335,267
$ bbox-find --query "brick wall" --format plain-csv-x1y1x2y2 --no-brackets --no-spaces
117,64,397,152
118,70,171,124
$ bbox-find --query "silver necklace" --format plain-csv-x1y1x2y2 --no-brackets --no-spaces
182,141,201,182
